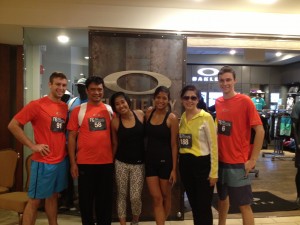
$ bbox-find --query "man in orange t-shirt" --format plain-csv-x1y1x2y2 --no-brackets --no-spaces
215,66,264,225
67,76,114,225
8,72,68,225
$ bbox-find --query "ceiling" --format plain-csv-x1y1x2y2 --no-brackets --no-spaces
5,0,300,66
29,0,300,14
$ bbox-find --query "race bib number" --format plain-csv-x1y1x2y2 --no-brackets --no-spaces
88,117,106,131
218,120,232,136
179,134,192,148
51,117,66,132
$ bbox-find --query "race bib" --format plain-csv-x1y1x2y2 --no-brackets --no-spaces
51,117,66,132
179,134,192,148
218,120,232,136
88,117,106,131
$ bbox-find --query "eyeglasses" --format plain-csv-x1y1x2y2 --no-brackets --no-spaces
182,96,198,101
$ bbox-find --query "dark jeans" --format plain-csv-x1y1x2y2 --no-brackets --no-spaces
179,154,214,225
296,168,300,198
78,163,114,225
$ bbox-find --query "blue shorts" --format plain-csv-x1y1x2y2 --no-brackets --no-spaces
28,157,68,199
216,162,253,207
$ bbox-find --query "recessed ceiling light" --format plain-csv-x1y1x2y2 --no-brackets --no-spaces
84,56,89,59
250,0,277,4
230,49,236,55
57,35,69,43
80,73,84,76
275,52,282,57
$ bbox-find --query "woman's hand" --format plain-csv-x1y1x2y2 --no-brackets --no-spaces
208,177,218,187
169,170,177,187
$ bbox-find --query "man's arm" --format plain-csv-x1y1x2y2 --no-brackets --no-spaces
68,130,78,178
8,118,50,156
292,118,300,148
111,118,119,158
245,124,265,173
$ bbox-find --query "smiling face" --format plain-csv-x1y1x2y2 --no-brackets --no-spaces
154,91,169,110
48,77,67,101
218,72,237,98
114,96,130,115
86,82,104,104
181,90,199,111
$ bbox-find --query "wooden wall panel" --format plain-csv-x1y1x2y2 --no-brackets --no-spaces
0,45,12,149
0,44,24,191
90,31,186,221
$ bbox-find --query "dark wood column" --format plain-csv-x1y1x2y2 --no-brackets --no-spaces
0,44,24,191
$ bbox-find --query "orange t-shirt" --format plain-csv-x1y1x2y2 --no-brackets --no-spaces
14,96,68,164
67,102,113,164
216,94,262,164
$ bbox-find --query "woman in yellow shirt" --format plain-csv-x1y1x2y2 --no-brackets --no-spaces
179,85,218,225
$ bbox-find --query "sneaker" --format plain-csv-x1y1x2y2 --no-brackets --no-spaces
59,205,69,210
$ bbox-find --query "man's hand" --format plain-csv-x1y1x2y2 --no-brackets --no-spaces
245,159,256,176
70,164,79,179
31,144,50,156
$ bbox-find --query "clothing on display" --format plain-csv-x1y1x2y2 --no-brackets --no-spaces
250,90,265,111
286,97,295,111
252,96,266,111
262,109,294,159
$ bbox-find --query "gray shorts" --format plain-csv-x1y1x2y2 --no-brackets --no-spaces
216,162,253,207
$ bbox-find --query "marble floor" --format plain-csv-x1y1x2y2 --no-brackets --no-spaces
2,211,300,225
1,149,300,225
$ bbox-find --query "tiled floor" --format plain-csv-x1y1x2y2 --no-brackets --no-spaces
1,148,300,225
2,211,300,225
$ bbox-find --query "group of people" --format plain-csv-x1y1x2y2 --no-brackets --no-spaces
8,65,265,225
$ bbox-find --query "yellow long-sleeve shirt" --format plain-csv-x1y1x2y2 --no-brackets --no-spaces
179,110,218,178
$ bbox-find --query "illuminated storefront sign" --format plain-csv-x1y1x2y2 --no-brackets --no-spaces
192,67,219,82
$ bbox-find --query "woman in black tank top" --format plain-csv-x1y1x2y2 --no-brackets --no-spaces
145,86,179,225
110,92,145,225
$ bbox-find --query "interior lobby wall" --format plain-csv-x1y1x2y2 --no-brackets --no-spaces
2,1,300,45
89,32,186,220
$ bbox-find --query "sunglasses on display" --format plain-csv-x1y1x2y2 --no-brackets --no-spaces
182,96,198,101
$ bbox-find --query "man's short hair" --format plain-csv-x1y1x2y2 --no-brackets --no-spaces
85,76,104,89
49,72,67,83
218,66,236,80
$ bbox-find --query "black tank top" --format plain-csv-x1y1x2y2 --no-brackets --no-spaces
115,111,144,164
145,109,172,163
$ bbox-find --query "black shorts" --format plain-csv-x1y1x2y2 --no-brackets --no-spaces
145,160,172,179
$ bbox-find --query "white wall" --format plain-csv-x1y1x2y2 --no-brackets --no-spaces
1,1,300,45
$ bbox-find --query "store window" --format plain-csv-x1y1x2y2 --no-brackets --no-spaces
208,92,223,107
23,28,88,102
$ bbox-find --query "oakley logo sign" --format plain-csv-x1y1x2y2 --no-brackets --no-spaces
192,68,219,82
104,70,172,95
197,68,219,76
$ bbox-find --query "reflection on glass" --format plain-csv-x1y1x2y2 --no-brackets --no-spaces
208,92,223,107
